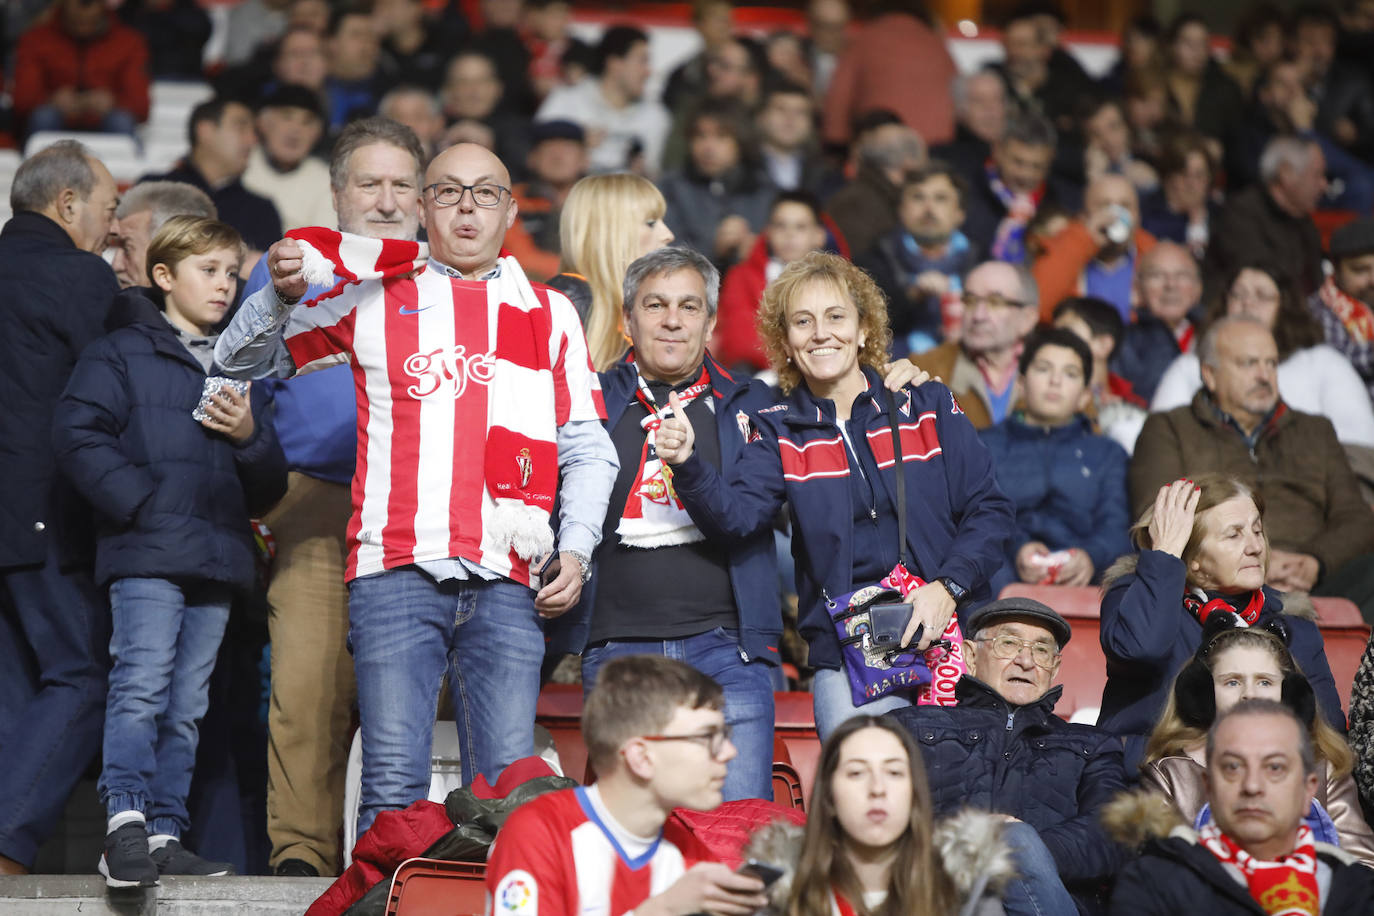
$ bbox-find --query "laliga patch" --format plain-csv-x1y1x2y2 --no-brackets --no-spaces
495,869,538,913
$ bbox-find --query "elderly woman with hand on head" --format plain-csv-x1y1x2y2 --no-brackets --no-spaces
655,251,1014,738
1098,472,1344,772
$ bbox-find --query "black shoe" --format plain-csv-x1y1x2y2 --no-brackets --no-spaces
274,858,320,877
150,840,234,877
99,823,158,889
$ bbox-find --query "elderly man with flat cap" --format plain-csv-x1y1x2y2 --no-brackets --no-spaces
891,597,1129,916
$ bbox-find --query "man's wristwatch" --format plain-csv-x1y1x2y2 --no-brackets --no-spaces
564,548,593,584
936,576,968,603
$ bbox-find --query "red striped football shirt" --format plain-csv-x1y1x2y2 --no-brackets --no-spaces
485,788,691,916
282,266,605,583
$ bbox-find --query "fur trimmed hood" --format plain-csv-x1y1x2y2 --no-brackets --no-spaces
742,809,1017,915
1100,553,1316,621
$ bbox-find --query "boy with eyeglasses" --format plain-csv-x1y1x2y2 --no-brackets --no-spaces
891,597,1130,916
484,655,769,916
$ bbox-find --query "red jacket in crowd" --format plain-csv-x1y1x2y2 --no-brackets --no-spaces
12,17,151,124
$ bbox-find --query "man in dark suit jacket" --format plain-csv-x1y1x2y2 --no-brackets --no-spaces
0,139,120,874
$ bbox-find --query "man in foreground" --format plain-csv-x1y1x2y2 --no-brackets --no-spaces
1110,699,1374,913
484,655,769,916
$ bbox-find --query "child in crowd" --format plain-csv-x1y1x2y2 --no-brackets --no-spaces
979,326,1131,594
1052,295,1150,452
53,216,286,888
713,190,828,372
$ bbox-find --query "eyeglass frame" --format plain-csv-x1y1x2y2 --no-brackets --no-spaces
638,723,734,757
970,634,1061,670
422,182,511,209
961,291,1027,311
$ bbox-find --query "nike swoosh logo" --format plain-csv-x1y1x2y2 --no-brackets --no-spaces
398,304,433,315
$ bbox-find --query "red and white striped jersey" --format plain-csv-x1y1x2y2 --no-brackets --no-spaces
485,788,690,916
282,265,605,583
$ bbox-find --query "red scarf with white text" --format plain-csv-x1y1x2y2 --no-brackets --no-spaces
1317,275,1374,346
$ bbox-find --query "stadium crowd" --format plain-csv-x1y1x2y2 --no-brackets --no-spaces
6,0,1374,913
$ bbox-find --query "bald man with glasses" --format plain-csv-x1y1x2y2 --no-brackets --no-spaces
891,597,1129,916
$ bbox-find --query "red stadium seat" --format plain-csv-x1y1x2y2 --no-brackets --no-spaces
772,735,805,810
536,683,592,783
386,857,486,916
774,691,821,802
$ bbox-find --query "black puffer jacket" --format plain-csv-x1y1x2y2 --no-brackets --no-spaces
891,676,1129,910
53,287,286,590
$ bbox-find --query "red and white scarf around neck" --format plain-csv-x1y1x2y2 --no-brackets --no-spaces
616,365,711,548
1199,822,1320,916
1317,275,1374,346
289,226,561,562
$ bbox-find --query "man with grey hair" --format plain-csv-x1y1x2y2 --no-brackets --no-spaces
1132,315,1374,616
962,111,1058,264
0,138,119,875
233,114,425,877
825,118,926,256
109,181,216,288
1208,135,1326,294
911,259,1039,429
1111,699,1374,913
575,246,783,801
932,69,1008,186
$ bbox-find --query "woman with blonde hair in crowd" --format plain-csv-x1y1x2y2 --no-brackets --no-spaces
1142,619,1374,864
550,173,675,370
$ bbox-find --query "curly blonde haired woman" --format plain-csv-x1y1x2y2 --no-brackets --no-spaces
551,173,674,370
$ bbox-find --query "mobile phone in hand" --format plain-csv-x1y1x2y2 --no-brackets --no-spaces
737,860,784,888
537,552,561,588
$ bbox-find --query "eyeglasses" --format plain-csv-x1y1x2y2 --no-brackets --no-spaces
972,634,1060,669
423,182,509,208
961,292,1026,311
640,724,733,758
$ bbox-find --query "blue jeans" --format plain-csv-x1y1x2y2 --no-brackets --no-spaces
100,577,231,839
581,628,775,801
348,570,544,836
1000,821,1079,916
812,666,914,741
0,545,109,865
26,104,138,138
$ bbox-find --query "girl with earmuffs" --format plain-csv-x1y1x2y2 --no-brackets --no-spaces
1139,613,1374,864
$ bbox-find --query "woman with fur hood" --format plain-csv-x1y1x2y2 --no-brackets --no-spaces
1097,473,1343,772
742,715,1014,916
1140,616,1374,865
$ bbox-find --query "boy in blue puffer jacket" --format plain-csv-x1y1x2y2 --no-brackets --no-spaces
53,216,286,889
979,326,1130,595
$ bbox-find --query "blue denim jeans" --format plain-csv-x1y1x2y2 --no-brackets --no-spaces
26,104,138,138
581,628,775,801
0,546,108,865
811,666,914,742
99,577,231,839
348,569,544,836
1000,821,1079,916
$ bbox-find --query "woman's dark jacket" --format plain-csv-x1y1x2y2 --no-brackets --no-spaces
1098,549,1344,771
671,371,1013,669
53,287,287,591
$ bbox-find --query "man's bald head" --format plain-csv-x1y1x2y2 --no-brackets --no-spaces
420,142,518,277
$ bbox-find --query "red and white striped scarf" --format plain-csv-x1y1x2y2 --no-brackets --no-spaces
616,366,711,548
288,227,561,564
1199,823,1320,915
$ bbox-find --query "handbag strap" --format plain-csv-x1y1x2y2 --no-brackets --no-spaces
885,388,911,571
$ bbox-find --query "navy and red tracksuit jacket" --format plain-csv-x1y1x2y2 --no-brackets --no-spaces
672,367,1013,669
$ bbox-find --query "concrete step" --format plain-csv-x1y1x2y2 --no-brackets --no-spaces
0,875,333,914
